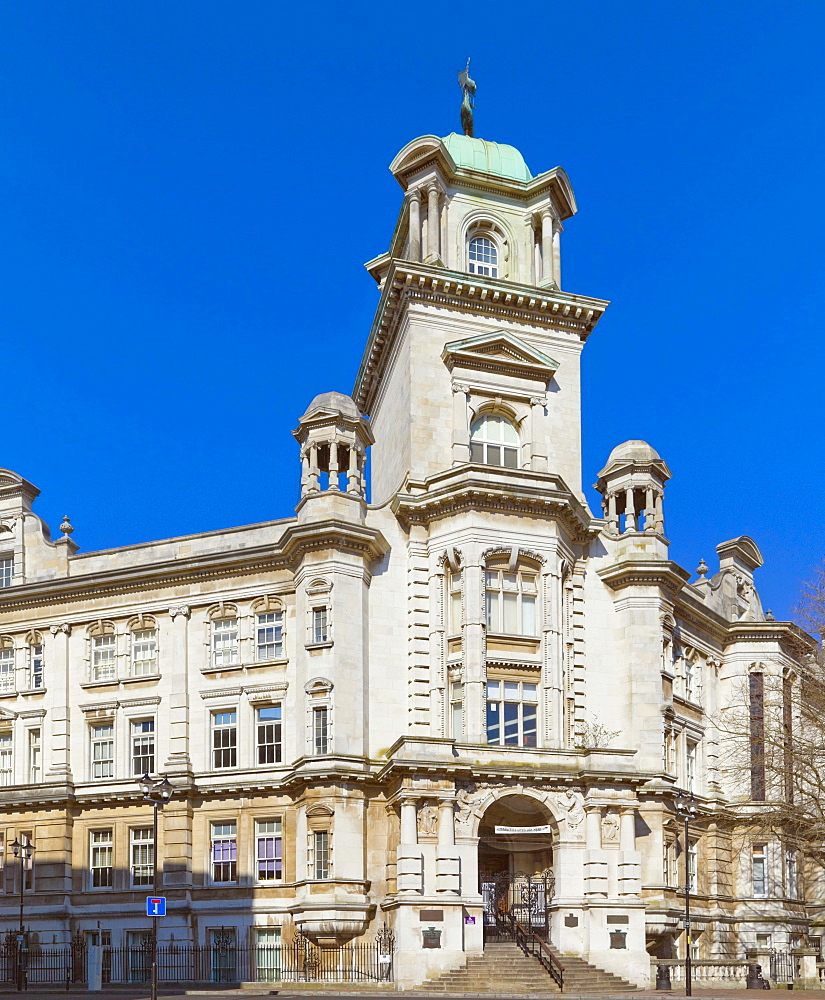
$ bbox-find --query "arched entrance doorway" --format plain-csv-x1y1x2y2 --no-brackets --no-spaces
477,795,555,939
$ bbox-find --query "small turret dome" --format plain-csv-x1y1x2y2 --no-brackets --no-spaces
441,133,532,183
605,440,662,466
299,391,360,423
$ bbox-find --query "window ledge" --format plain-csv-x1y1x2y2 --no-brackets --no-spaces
19,687,47,696
121,673,161,685
79,679,120,690
305,641,333,651
248,657,288,668
201,663,243,675
486,632,540,648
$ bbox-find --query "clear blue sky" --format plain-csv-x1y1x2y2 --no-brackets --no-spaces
1,2,823,619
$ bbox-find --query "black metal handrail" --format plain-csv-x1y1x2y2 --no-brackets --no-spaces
493,910,564,990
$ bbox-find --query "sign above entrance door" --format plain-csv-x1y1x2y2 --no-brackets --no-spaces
494,825,552,835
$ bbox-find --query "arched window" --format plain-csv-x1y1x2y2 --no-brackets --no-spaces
468,235,498,278
470,414,518,468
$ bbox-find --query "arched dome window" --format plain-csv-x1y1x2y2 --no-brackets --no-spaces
470,414,518,468
468,235,498,278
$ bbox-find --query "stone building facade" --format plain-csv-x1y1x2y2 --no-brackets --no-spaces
0,128,816,988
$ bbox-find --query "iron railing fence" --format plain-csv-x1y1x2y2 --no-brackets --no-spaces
0,935,395,985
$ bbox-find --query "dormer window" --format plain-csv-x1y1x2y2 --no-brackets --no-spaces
470,414,518,468
468,236,498,278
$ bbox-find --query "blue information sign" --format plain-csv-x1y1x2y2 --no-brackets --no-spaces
146,896,166,917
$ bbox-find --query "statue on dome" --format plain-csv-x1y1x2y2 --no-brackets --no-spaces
458,58,476,137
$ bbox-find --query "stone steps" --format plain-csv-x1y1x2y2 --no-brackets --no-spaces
418,941,636,994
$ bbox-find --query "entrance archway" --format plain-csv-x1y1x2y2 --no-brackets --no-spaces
477,795,555,939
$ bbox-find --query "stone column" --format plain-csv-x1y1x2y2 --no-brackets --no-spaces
300,450,310,497
624,488,636,532
452,382,470,463
463,554,486,744
607,493,618,534
328,442,339,491
427,184,440,260
541,211,554,284
436,800,460,892
307,445,320,493
530,396,548,471
552,219,562,288
620,810,636,851
655,492,665,533
400,799,417,845
408,188,421,260
437,802,455,846
164,606,192,774
346,445,360,494
46,624,72,780
618,807,642,896
397,796,423,892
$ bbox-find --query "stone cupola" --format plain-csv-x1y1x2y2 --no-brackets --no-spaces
595,440,671,536
293,391,374,510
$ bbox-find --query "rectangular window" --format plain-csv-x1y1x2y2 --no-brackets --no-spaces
669,731,679,776
256,927,282,984
212,619,239,668
28,729,41,784
256,613,284,661
310,830,330,879
313,706,329,755
449,573,462,634
312,608,329,644
0,731,12,785
486,680,538,747
90,830,114,888
257,705,282,765
749,672,766,801
687,838,698,892
485,570,537,636
663,840,676,887
212,711,237,769
19,832,33,890
685,657,694,700
91,724,115,779
131,629,157,676
450,681,464,740
92,635,117,681
211,822,237,883
686,740,697,792
0,557,13,588
29,644,43,689
130,827,154,887
786,849,798,899
131,719,155,776
752,844,767,897
0,645,15,692
256,820,283,881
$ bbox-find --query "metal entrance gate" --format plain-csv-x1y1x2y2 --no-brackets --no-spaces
480,869,555,939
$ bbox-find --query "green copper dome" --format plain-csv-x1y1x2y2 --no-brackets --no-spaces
442,133,532,182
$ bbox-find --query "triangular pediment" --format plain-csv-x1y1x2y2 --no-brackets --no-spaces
442,331,559,381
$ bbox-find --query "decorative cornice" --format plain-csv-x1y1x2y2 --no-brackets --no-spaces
598,560,692,596
278,520,390,565
390,466,597,543
724,620,817,655
354,260,609,415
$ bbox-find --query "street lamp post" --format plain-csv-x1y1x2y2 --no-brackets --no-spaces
9,837,35,992
140,774,173,1000
676,791,697,997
